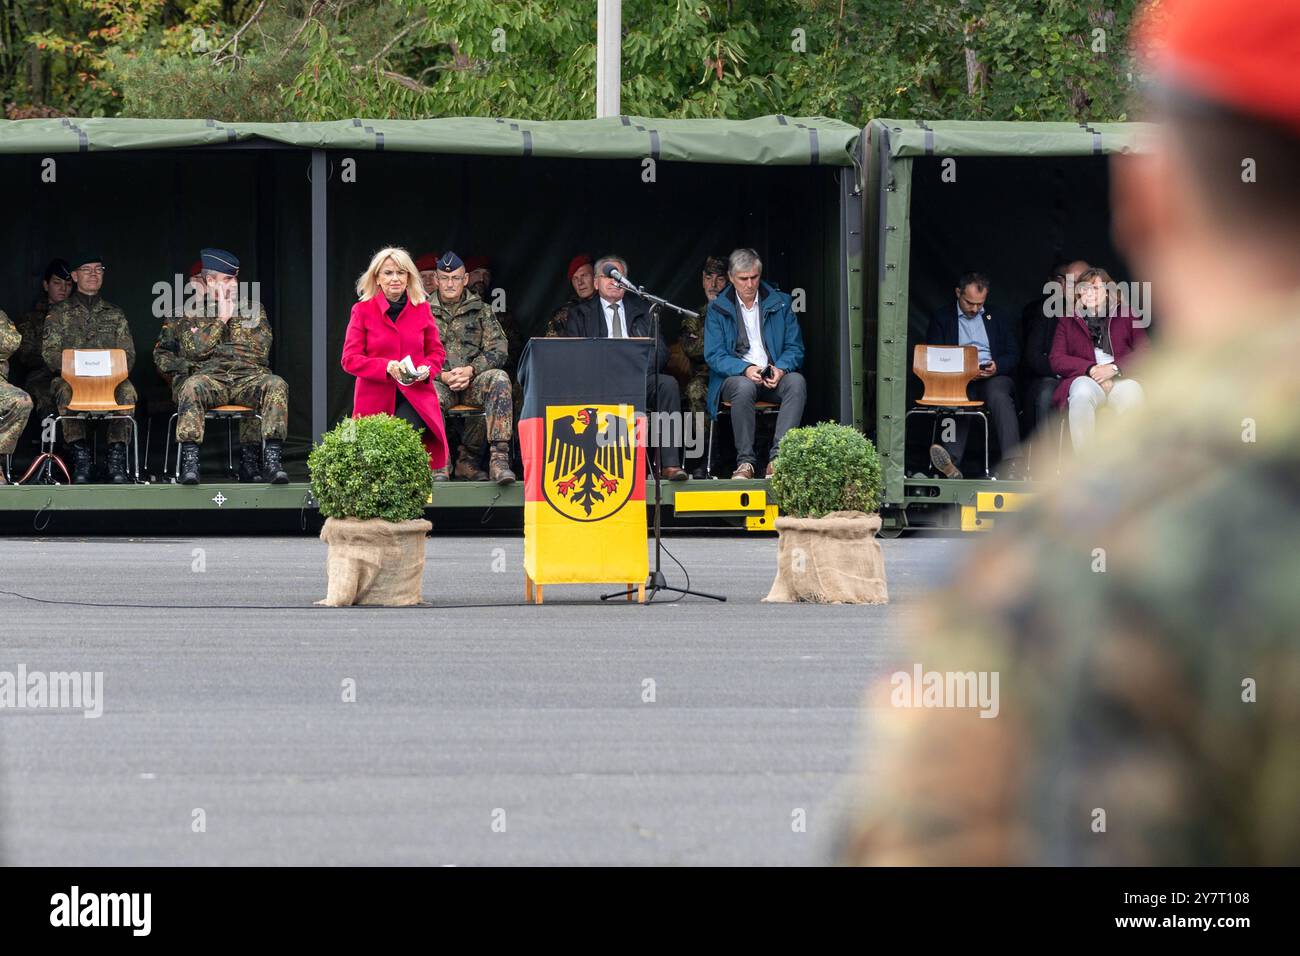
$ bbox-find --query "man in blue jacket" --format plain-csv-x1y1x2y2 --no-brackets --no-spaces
924,272,1023,479
704,248,807,479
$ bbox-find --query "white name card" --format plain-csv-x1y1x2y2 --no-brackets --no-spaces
73,350,113,377
926,346,965,373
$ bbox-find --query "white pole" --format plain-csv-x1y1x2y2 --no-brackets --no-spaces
596,0,622,118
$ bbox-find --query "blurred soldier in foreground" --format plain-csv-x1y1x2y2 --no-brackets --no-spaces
839,0,1300,865
174,248,289,485
0,309,32,484
43,255,137,484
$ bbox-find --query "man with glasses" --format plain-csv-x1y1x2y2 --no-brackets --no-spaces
925,272,1024,480
42,255,137,484
428,251,515,484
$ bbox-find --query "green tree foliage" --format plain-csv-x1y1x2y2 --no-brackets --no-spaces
769,422,884,518
308,414,431,522
7,0,1142,123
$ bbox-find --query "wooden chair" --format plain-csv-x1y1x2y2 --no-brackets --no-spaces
46,348,140,480
706,399,781,479
907,343,990,478
163,404,264,479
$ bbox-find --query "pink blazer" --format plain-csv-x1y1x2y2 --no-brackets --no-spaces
341,295,449,470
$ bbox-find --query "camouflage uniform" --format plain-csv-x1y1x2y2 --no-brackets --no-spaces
679,304,711,415
546,295,587,338
839,293,1300,866
174,304,287,443
429,292,512,454
43,294,137,443
14,301,56,424
0,310,33,456
153,312,260,444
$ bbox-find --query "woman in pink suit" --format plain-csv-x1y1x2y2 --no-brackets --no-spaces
341,246,449,470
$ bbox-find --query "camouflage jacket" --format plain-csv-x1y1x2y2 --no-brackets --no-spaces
839,291,1300,866
152,312,189,385
177,302,272,376
42,295,135,374
679,304,710,377
429,292,506,376
15,301,50,379
546,295,587,337
0,309,19,382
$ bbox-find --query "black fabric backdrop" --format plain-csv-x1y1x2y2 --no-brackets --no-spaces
1,150,843,472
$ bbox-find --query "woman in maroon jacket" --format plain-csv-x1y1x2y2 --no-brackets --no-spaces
341,246,449,472
1050,267,1149,450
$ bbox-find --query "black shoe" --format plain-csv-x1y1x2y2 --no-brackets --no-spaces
106,441,130,484
263,439,289,484
179,441,201,485
238,443,263,482
70,440,93,484
929,444,963,479
690,464,709,480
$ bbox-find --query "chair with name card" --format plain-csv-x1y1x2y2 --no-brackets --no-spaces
45,347,141,480
907,343,990,478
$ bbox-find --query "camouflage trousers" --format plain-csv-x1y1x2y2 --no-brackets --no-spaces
173,374,261,445
0,380,33,455
685,372,709,415
433,368,512,454
176,370,288,443
21,368,55,425
52,375,138,443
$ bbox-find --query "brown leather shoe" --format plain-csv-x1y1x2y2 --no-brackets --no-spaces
453,447,488,481
489,442,516,485
929,443,963,479
660,465,688,482
731,461,756,479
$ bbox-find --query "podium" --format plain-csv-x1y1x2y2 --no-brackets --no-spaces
517,337,653,604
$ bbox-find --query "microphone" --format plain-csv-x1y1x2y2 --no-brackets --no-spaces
601,262,637,291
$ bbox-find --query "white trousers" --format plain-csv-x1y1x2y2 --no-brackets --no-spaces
1068,376,1144,450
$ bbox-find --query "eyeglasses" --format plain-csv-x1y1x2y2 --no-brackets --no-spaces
77,266,106,275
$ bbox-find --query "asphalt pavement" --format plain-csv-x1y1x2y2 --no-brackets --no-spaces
0,531,969,865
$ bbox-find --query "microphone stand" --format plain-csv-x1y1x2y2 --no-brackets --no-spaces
600,277,726,604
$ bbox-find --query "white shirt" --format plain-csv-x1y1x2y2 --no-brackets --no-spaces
738,296,769,368
601,296,628,338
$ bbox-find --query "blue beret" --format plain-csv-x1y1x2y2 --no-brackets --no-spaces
436,251,464,272
200,248,240,275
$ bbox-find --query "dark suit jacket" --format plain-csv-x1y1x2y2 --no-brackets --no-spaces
560,293,668,373
925,301,1020,377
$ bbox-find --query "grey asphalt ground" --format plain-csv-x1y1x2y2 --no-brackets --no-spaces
0,532,969,866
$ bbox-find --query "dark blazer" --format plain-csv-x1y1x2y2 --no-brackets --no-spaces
559,293,668,372
1021,295,1061,380
926,301,1020,376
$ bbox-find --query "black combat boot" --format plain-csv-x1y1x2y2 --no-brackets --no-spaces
106,441,130,484
488,441,516,485
179,441,201,485
238,443,263,482
263,439,289,484
453,445,488,481
70,440,93,484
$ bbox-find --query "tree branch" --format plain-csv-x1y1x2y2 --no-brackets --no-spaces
211,0,267,65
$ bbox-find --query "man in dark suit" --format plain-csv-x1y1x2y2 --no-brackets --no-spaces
557,254,688,480
925,272,1024,479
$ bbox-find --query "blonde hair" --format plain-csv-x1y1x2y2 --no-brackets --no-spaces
355,246,427,304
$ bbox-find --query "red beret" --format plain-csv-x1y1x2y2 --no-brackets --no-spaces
1137,0,1300,134
414,253,441,272
462,255,490,274
187,259,203,278
567,254,592,280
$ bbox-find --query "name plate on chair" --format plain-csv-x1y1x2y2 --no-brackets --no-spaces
925,346,965,373
73,350,113,377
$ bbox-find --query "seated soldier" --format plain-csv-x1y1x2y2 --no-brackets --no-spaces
679,255,727,477
428,251,516,484
415,252,441,301
0,309,33,484
42,255,137,484
925,272,1024,480
546,254,595,336
703,248,807,479
154,259,263,481
14,258,72,432
465,256,526,417
174,248,289,485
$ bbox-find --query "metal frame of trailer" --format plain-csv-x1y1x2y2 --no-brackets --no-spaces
0,115,864,529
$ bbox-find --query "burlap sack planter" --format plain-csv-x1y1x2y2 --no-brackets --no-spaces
763,511,888,604
318,517,432,607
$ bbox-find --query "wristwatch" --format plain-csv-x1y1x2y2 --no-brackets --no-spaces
1113,364,1122,378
